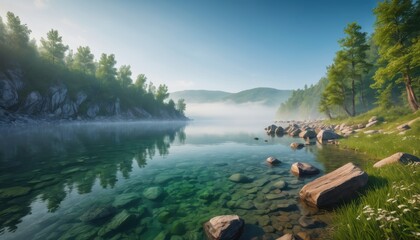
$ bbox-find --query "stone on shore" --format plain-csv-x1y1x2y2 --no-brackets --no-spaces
275,126,284,135
373,152,420,168
299,130,317,139
397,124,410,131
204,215,244,240
299,162,368,208
316,130,340,142
266,156,281,165
365,120,378,128
291,162,319,176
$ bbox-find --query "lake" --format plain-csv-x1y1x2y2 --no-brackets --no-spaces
0,121,368,240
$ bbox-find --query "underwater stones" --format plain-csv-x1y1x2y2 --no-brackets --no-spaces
228,173,252,183
0,186,31,199
290,142,304,149
273,203,298,212
171,222,187,235
265,192,288,200
98,210,136,236
204,215,245,240
157,211,171,223
291,163,320,176
266,156,281,165
154,174,177,184
112,193,139,208
79,205,116,222
143,187,164,200
237,200,255,210
273,180,288,190
373,152,420,168
298,216,323,228
299,162,368,208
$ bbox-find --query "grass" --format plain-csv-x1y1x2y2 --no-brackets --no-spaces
325,107,420,239
332,164,420,240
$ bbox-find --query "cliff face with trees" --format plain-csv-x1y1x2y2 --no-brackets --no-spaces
0,12,187,124
278,0,420,119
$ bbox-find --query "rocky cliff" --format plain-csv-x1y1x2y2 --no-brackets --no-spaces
0,66,186,124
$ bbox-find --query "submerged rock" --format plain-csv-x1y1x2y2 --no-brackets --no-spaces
204,215,244,240
0,186,31,199
80,205,116,222
273,180,288,190
266,156,281,165
112,193,139,208
299,162,368,208
143,187,164,200
373,152,420,168
98,210,135,236
228,173,252,183
291,162,320,176
290,142,304,149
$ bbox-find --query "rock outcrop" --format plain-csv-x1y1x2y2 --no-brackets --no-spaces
373,152,420,168
203,215,244,240
299,162,368,208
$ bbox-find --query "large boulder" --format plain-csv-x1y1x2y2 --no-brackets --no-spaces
289,128,301,137
299,130,317,139
266,124,277,134
373,152,420,168
275,126,284,135
290,142,304,149
143,187,164,200
299,162,368,208
204,215,244,240
291,162,319,176
316,130,340,142
49,84,68,112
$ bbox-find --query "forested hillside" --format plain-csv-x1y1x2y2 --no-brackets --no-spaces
0,12,186,123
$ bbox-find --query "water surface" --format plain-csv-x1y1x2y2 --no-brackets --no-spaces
0,121,367,239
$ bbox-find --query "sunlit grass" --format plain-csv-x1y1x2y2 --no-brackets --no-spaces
325,107,420,239
332,163,420,240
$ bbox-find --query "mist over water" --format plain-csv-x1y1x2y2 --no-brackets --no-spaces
185,101,277,121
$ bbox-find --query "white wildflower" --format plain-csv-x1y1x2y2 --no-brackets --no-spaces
403,209,410,213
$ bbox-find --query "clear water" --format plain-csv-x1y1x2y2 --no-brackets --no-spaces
0,121,367,240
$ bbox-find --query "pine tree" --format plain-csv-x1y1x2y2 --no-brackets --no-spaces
40,29,68,64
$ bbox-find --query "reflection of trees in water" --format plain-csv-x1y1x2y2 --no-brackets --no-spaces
0,122,186,233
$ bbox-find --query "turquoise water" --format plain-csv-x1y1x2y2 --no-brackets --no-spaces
0,121,367,239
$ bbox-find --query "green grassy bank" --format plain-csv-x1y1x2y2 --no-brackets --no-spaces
324,108,420,240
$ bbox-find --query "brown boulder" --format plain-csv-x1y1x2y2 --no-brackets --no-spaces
204,215,244,240
299,162,368,208
291,162,319,176
316,130,340,142
373,152,419,168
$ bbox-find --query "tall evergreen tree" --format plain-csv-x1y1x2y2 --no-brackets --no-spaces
373,0,420,111
40,29,68,64
5,12,31,50
155,84,169,103
176,99,186,114
73,46,95,75
96,53,117,82
0,16,6,45
117,65,132,87
135,74,147,91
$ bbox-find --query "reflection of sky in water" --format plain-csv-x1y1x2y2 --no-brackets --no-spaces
0,121,367,239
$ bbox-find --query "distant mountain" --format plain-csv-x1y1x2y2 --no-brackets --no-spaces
170,87,292,106
169,90,231,103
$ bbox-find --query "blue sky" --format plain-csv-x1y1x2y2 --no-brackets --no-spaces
0,0,377,92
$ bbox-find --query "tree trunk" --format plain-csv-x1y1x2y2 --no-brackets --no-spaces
359,76,366,110
351,78,356,116
404,72,419,112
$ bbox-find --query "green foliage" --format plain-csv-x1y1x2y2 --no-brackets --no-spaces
322,23,370,116
0,16,6,44
5,12,31,50
117,65,132,87
373,0,420,111
73,46,95,75
135,74,147,91
40,29,69,65
96,53,117,83
276,78,327,120
155,84,169,103
176,99,186,114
